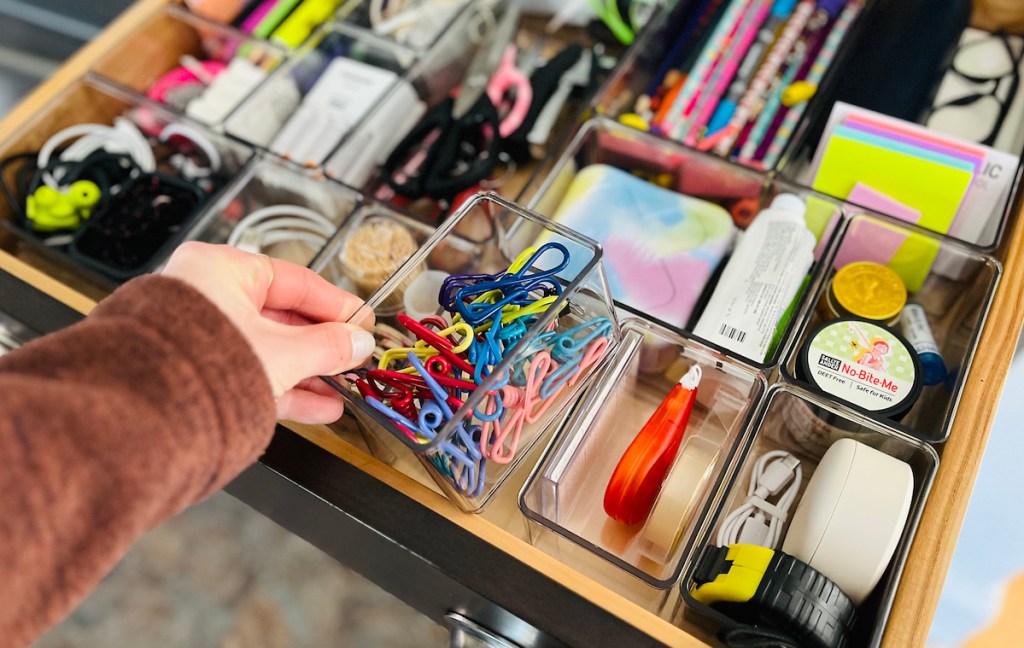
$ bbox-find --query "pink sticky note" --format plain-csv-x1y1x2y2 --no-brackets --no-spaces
848,183,922,225
834,217,908,270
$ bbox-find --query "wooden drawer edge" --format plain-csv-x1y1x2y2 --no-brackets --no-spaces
0,0,170,146
284,423,709,647
883,199,1024,647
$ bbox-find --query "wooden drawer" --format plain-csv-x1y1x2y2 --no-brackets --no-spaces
2,1,1022,645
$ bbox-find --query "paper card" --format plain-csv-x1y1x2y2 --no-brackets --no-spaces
813,127,975,235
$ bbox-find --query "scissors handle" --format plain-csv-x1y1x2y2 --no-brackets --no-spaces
488,45,533,139
382,97,454,199
382,94,502,201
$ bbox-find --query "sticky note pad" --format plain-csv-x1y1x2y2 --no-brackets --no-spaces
848,183,922,224
813,127,975,236
835,217,940,292
543,164,735,329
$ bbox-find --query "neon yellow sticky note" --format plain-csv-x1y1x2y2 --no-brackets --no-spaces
813,133,974,236
804,195,840,243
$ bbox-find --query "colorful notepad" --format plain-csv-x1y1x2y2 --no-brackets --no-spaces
812,125,974,236
809,103,1019,248
544,164,736,329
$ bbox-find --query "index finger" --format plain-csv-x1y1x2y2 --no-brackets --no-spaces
264,257,369,325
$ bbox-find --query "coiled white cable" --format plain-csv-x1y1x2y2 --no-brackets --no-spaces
716,450,802,550
37,119,156,189
226,205,336,254
370,0,469,46
159,123,223,178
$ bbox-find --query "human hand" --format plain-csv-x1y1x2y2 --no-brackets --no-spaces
162,242,375,424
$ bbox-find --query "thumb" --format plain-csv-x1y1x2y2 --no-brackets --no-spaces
263,321,376,394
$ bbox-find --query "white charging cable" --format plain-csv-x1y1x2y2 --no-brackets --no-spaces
717,450,802,550
226,205,336,254
159,122,222,179
370,0,468,47
37,119,156,189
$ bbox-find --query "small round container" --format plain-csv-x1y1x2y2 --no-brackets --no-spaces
797,317,923,421
823,262,907,326
339,216,422,312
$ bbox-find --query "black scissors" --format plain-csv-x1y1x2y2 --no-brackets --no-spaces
381,5,525,201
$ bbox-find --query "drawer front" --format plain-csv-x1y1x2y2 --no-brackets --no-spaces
227,431,667,648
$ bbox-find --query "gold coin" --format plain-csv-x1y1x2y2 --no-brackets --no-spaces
831,262,907,323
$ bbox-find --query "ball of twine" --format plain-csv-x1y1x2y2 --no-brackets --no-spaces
341,217,422,310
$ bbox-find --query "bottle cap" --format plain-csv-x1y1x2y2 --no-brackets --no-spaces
770,193,806,215
830,262,907,324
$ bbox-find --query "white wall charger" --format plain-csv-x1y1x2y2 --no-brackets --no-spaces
781,438,913,605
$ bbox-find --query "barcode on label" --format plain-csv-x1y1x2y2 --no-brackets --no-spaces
719,324,747,343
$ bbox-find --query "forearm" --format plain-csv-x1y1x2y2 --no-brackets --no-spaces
0,276,275,647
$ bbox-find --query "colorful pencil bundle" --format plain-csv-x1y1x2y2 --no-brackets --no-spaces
627,0,866,170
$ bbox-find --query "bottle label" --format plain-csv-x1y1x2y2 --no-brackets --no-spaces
805,320,917,411
901,303,941,356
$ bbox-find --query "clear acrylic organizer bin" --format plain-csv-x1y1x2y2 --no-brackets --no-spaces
678,384,938,648
324,192,621,511
519,318,766,595
224,22,416,168
322,0,513,190
90,6,286,127
338,0,496,105
185,156,361,266
782,213,1001,444
589,0,871,170
523,117,845,369
0,78,253,289
310,201,438,305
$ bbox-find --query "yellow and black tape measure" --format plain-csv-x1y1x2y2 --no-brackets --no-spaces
690,544,856,648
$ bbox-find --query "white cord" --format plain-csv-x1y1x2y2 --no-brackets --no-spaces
37,121,154,189
717,450,802,550
159,122,222,177
226,205,336,254
371,0,467,46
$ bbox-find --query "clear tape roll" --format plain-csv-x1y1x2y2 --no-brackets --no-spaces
637,436,718,565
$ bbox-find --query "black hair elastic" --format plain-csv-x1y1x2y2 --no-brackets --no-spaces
70,172,206,276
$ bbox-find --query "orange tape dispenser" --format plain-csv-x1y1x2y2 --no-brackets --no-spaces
604,365,702,526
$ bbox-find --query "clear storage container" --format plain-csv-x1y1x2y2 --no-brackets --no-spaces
91,7,286,127
782,213,1001,443
678,384,939,647
224,23,415,168
524,117,844,368
324,192,621,511
0,78,252,288
186,156,360,266
519,317,765,595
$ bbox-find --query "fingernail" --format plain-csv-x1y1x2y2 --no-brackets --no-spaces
349,328,376,363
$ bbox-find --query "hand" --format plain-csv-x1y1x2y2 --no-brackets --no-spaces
162,242,375,424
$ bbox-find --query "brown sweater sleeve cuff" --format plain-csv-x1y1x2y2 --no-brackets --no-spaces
88,274,278,491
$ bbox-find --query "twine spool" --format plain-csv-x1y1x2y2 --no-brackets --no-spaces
340,217,422,312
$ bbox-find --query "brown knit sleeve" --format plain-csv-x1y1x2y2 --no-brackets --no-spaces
0,275,277,647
